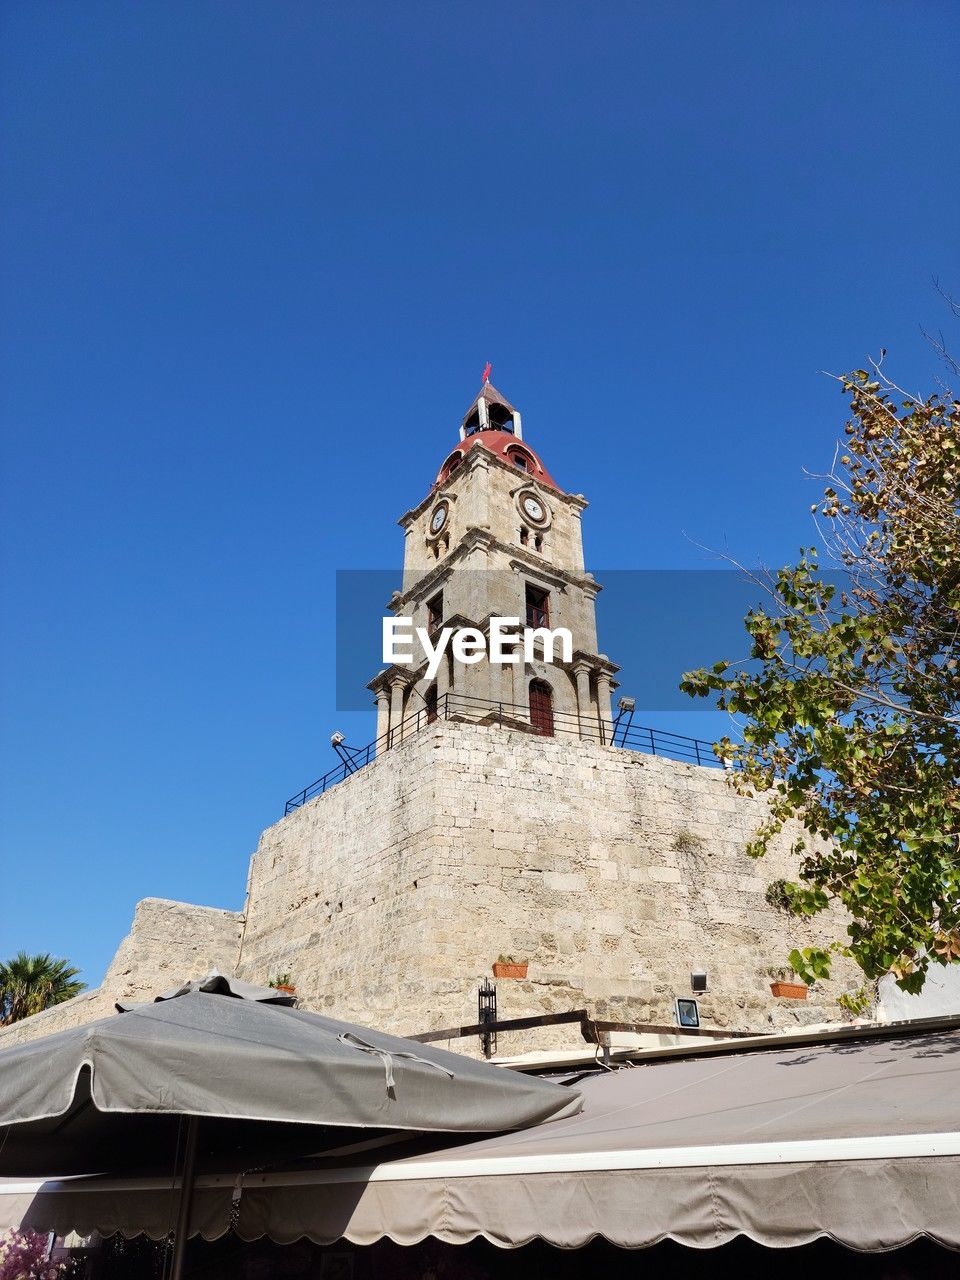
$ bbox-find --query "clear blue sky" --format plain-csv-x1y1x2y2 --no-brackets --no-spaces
2,2,958,987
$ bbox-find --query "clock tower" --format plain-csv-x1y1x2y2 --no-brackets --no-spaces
368,378,619,745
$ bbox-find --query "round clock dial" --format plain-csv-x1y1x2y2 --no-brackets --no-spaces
430,503,448,535
521,494,546,524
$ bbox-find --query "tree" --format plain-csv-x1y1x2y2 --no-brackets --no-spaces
0,1230,75,1279
682,358,960,1008
0,952,85,1025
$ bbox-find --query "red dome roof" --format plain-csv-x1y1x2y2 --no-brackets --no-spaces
434,430,562,493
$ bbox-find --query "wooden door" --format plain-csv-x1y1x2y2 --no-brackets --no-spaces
529,680,554,736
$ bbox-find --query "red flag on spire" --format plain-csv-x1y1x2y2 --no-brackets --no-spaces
481,361,492,384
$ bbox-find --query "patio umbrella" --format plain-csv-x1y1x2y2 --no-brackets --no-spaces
0,974,581,1277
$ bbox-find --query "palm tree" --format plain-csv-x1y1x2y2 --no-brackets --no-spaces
0,952,86,1025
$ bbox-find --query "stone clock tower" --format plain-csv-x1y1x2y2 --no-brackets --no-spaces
1,375,859,1056
368,378,619,745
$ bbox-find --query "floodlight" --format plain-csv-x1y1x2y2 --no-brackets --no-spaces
675,997,701,1029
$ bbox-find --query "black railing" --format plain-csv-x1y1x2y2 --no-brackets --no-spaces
284,692,725,814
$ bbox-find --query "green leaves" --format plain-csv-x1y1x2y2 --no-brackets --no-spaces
788,947,833,985
0,952,86,1025
682,360,960,1001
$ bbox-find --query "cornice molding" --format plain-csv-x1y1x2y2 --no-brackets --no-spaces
397,441,588,527
572,648,621,677
389,530,600,609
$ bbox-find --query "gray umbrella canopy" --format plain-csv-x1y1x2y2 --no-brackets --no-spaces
0,975,581,1177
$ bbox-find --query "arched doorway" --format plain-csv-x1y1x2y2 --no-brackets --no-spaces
529,679,554,737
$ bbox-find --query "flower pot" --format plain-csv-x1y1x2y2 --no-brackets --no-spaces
492,962,528,980
769,981,807,1000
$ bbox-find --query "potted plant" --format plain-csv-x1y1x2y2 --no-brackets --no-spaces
492,954,528,980
767,966,808,1000
268,972,297,995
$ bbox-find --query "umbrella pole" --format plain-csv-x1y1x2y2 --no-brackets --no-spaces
168,1115,199,1280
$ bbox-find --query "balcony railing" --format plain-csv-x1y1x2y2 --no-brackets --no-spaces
283,692,725,815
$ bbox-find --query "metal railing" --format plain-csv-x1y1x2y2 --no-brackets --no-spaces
283,692,724,815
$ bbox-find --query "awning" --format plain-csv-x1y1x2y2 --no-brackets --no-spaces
235,1025,960,1251
0,1175,236,1241
4,1027,959,1252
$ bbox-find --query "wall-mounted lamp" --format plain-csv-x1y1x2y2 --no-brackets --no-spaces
478,978,497,1059
675,997,701,1029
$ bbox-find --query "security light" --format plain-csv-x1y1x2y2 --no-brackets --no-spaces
617,696,636,713
330,731,346,747
675,997,700,1029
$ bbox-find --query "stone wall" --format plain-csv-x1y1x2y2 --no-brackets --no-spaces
102,897,243,1005
0,988,112,1047
235,735,444,1018
235,719,859,1054
0,898,243,1047
2,721,860,1055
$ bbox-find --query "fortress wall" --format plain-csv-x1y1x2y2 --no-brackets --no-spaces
236,720,859,1053
0,898,243,1047
0,987,111,1047
100,897,244,1003
235,732,446,1018
2,721,857,1055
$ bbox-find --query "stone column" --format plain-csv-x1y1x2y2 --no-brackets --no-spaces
374,689,390,753
510,644,529,722
596,671,614,744
573,663,594,741
487,653,503,711
436,649,450,716
389,677,406,747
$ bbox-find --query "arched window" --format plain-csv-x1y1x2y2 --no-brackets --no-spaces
463,408,482,436
439,452,463,484
529,680,554,737
488,403,515,433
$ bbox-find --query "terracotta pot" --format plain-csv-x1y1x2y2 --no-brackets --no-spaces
492,962,528,980
769,980,807,1000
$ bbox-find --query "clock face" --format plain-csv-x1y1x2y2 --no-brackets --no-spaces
430,503,448,535
520,494,546,524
